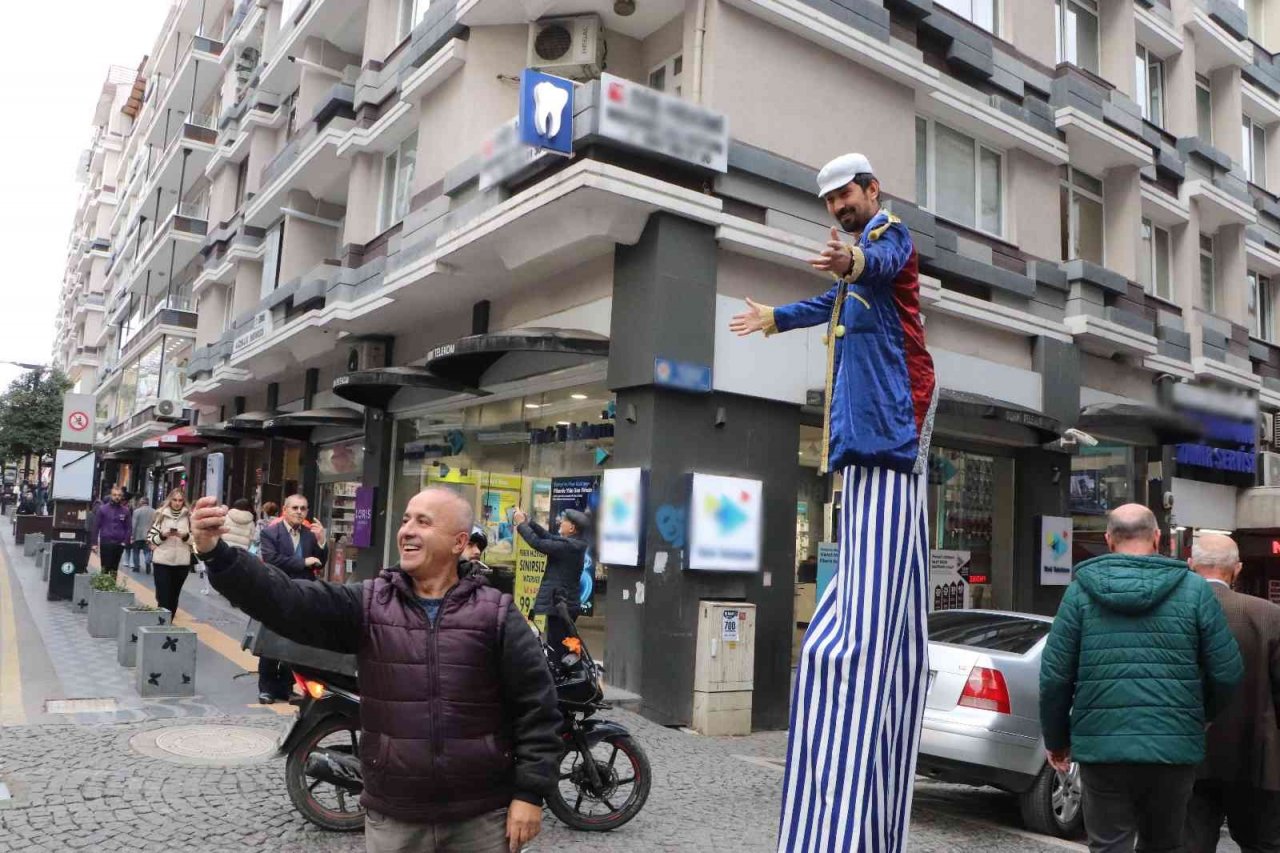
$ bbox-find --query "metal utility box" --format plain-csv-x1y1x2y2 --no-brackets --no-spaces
46,541,88,602
692,601,756,736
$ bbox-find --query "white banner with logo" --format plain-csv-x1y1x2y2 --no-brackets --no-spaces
688,473,763,572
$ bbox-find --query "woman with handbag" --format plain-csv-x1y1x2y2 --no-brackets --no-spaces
148,489,194,617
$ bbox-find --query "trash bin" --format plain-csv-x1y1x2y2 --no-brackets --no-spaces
46,541,89,602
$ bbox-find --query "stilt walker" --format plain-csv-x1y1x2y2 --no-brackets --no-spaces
730,154,937,853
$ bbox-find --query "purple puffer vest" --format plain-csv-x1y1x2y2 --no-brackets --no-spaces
358,569,514,823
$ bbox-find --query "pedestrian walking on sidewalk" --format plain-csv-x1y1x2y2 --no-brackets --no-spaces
730,154,936,853
148,490,193,618
93,486,132,577
129,497,155,574
1040,504,1243,853
191,489,561,853
1184,534,1280,853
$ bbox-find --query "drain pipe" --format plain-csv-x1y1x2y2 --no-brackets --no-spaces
691,0,710,105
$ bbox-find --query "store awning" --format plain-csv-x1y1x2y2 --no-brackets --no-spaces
143,425,205,451
423,329,609,388
192,423,253,444
332,366,485,409
1076,402,1205,446
227,410,281,431
103,449,147,461
262,407,365,431
937,389,1063,443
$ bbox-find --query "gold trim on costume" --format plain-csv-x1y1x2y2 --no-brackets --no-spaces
760,305,778,336
868,213,901,242
820,281,848,474
846,247,867,282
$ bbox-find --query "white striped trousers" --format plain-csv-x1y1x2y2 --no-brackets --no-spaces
778,464,930,853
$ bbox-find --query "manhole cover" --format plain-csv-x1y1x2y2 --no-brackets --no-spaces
46,698,118,714
130,724,279,766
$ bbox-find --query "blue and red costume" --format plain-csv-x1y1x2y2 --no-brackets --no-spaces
765,209,936,852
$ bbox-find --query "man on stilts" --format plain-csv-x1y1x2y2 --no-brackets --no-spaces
730,153,937,853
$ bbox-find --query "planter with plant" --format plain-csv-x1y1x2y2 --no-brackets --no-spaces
87,575,135,639
117,605,171,667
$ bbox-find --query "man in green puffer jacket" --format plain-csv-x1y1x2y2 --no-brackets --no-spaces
1040,503,1242,853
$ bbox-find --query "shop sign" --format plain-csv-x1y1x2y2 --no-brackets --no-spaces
352,486,375,548
929,550,972,611
688,473,763,572
551,476,599,518
599,467,644,567
518,69,575,156
1040,515,1073,586
60,393,96,445
232,312,272,354
1174,444,1256,474
596,73,729,172
654,357,712,394
816,542,838,603
1270,580,1280,606
515,538,548,632
478,117,554,192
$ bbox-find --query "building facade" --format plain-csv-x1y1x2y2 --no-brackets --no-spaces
52,0,1280,727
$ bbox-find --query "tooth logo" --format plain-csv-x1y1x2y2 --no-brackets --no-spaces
532,80,569,138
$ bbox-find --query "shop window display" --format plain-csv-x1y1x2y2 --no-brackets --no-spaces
1071,443,1134,561
928,448,994,607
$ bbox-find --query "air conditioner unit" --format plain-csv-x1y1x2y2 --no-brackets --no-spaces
155,399,182,419
345,339,389,373
1261,451,1280,487
527,15,604,80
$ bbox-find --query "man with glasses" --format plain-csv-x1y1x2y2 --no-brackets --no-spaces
256,493,329,702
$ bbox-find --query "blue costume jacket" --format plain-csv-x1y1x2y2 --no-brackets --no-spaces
765,210,937,474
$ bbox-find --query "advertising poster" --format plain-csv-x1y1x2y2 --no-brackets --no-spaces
1040,515,1074,586
477,474,523,565
929,550,972,612
816,542,839,604
515,538,548,632
599,468,644,566
688,473,764,572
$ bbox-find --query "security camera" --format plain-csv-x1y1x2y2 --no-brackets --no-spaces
1059,428,1099,449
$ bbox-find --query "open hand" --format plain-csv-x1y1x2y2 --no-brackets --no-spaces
1045,747,1071,773
506,800,542,852
190,497,228,554
310,521,326,546
807,226,854,276
729,298,771,336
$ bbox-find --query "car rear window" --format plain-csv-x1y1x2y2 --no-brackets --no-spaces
927,612,1051,655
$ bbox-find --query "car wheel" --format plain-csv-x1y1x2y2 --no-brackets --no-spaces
1018,762,1084,839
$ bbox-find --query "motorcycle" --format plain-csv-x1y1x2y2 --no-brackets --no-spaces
278,595,651,833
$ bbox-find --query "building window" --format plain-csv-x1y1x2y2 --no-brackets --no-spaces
1060,166,1104,264
1244,114,1267,187
1055,0,1100,74
1200,234,1216,312
397,0,430,41
915,117,1003,236
648,54,683,95
233,158,249,211
1250,271,1274,341
1197,75,1214,144
1139,218,1172,302
1135,45,1165,127
935,0,997,34
379,132,418,231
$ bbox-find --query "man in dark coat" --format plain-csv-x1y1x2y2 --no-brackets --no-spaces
190,489,559,853
256,493,330,703
513,508,588,620
1185,533,1280,853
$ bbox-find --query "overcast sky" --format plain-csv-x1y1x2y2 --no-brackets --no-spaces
0,0,171,394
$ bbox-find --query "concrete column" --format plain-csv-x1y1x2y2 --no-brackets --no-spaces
1103,166,1142,280
1165,35,1199,139
1264,118,1280,191
1174,204,1205,356
354,406,394,582
1012,448,1072,616
344,152,383,245
301,368,320,509
607,213,798,730
1218,223,1249,326
1100,0,1138,98
1035,337,1080,427
1005,0,1057,70
195,285,229,347
231,262,263,322
1212,66,1244,164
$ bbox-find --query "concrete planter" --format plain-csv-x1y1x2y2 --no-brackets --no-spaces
88,589,135,638
137,626,197,697
117,607,171,667
71,574,94,614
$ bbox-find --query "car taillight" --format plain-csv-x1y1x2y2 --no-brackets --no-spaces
958,666,1011,715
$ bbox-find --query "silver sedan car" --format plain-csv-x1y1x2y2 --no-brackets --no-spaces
916,609,1083,839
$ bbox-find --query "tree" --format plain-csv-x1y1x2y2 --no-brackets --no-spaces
0,368,74,481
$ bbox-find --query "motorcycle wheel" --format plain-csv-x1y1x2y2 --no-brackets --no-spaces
546,734,652,832
284,714,365,832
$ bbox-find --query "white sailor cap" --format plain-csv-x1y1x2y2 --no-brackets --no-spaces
816,153,875,198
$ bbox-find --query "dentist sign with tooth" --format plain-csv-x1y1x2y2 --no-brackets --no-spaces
519,70,575,157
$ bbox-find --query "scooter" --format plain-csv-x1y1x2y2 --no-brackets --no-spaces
278,595,651,833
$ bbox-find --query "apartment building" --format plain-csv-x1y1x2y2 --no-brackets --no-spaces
52,0,1280,728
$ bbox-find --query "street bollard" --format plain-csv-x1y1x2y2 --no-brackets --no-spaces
136,627,197,697
117,607,171,667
